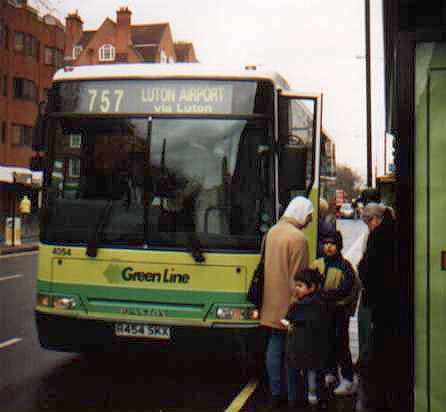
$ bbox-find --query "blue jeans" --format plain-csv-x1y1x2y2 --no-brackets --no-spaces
266,329,299,401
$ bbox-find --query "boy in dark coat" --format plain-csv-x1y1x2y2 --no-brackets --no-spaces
311,230,361,396
283,268,331,407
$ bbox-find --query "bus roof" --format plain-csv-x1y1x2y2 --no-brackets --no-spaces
53,63,291,90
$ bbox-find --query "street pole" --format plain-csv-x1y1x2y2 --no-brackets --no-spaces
365,0,373,187
12,173,16,247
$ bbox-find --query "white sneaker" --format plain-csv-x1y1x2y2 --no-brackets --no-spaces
308,392,318,405
325,373,337,386
333,378,356,396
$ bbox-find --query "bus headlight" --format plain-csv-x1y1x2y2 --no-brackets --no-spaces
37,293,51,307
216,307,259,320
53,296,77,309
37,294,77,310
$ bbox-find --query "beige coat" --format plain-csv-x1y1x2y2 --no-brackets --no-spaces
260,216,309,330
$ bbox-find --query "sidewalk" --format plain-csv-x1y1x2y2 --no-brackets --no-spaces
0,240,39,255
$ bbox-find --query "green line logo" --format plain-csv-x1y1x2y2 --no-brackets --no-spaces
103,264,191,284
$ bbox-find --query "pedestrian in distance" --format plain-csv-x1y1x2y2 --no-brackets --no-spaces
356,202,398,411
311,230,361,396
260,196,313,410
282,268,331,409
19,194,31,234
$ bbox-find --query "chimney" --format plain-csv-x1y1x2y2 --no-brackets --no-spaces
116,7,132,56
65,10,83,60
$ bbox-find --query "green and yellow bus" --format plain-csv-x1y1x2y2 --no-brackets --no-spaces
32,64,322,363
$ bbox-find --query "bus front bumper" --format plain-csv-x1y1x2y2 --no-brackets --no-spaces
35,311,265,354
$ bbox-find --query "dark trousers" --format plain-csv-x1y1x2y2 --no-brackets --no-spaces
328,310,354,381
358,310,401,410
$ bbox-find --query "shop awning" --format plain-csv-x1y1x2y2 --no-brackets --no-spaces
0,165,43,187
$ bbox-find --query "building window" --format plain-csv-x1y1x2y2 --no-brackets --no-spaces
160,49,167,63
13,77,38,102
14,31,24,52
69,158,80,177
99,44,115,61
0,19,8,49
3,75,7,97
44,47,63,67
44,46,52,64
0,122,6,143
13,32,39,59
73,45,83,59
11,124,32,146
70,134,81,149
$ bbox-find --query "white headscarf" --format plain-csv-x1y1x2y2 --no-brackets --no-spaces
283,196,314,225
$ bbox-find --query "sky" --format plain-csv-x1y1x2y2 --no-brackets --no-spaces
31,0,386,183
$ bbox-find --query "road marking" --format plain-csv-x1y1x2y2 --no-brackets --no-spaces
0,274,23,282
224,379,258,412
0,338,23,350
0,251,38,259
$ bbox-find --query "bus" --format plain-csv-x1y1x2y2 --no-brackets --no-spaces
31,64,322,365
375,173,396,209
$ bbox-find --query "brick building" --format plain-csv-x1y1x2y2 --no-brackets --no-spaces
0,2,198,238
0,0,64,225
64,7,198,66
174,41,197,63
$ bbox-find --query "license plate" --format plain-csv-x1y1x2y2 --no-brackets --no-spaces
114,323,170,340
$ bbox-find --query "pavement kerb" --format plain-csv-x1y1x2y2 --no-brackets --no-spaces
0,245,39,255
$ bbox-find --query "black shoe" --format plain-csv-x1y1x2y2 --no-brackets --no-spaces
318,400,329,409
288,399,309,409
266,397,282,411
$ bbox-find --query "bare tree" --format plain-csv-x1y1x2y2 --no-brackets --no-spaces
336,164,362,200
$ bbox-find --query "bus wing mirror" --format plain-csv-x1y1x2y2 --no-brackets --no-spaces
279,145,307,191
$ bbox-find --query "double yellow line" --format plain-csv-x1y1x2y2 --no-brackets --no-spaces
224,379,259,412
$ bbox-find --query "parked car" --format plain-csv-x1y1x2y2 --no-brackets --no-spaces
340,203,354,219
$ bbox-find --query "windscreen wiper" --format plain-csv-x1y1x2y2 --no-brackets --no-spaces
185,229,205,263
86,199,114,258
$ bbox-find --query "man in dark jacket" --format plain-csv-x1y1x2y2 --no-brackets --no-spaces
357,202,398,410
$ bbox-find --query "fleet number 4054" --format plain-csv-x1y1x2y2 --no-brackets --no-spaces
52,248,72,256
88,89,124,112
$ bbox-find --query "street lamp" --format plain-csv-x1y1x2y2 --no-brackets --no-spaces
364,0,372,187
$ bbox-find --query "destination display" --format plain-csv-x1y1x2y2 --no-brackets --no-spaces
52,79,270,115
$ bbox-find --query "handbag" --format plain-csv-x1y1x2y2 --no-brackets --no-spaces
247,234,267,308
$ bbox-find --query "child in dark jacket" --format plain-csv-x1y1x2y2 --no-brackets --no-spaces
311,230,361,396
283,268,331,407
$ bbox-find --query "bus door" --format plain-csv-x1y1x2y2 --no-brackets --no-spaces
277,92,322,261
415,41,446,411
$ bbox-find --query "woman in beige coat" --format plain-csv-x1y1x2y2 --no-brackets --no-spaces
261,196,313,408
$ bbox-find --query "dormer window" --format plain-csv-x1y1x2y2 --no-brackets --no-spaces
99,44,115,62
160,48,167,63
72,45,83,59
